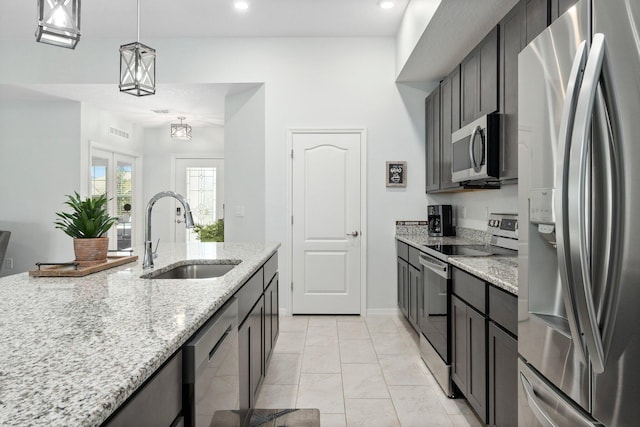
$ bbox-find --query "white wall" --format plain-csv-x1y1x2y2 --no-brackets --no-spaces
0,37,427,312
428,183,518,230
0,100,81,275
395,0,442,78
225,85,266,242
142,125,225,245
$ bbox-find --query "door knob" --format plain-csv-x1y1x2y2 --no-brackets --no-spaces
346,231,359,237
176,219,184,224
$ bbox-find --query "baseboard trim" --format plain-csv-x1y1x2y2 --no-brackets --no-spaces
365,308,402,316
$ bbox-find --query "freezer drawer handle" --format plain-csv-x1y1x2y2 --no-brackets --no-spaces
520,373,559,427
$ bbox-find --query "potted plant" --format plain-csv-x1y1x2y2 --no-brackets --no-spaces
193,219,224,242
54,192,119,264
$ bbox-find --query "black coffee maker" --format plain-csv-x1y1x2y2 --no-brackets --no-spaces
427,205,454,236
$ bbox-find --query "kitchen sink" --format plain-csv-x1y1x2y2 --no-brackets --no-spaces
141,261,240,279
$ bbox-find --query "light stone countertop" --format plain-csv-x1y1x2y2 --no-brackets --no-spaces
396,233,518,295
0,241,280,427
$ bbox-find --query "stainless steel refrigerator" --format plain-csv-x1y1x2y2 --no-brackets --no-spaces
518,0,640,425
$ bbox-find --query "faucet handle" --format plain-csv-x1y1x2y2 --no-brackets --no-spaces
153,239,160,258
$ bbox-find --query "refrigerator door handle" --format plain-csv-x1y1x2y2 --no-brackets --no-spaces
568,33,607,374
555,40,588,364
520,373,559,427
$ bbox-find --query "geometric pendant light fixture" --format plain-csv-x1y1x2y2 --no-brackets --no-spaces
171,117,192,141
119,0,156,96
35,0,81,49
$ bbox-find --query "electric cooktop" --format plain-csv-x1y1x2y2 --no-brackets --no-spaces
422,243,517,259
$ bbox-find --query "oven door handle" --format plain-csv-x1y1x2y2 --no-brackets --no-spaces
419,254,449,279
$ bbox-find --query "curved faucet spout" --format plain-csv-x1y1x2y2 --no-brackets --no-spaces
143,191,195,269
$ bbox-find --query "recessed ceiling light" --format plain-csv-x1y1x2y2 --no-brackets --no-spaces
378,0,395,9
233,0,249,11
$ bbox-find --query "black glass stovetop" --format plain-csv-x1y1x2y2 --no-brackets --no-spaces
423,244,517,258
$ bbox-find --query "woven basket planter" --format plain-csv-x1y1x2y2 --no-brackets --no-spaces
73,237,109,266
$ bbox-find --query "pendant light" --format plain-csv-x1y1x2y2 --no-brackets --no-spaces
119,0,156,96
171,117,192,141
36,0,81,49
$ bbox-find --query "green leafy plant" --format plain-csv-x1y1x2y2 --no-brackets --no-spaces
193,219,224,242
54,192,119,238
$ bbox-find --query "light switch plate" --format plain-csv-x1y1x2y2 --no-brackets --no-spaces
235,206,245,217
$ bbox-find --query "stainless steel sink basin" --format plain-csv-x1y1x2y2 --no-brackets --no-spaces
142,261,240,279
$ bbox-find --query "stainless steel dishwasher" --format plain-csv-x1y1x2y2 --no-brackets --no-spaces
183,298,239,427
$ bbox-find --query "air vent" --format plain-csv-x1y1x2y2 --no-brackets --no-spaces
109,127,130,139
151,109,169,114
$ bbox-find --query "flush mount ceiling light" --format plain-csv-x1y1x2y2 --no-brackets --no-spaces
378,0,395,9
171,117,192,141
36,0,81,49
119,0,156,97
233,0,250,11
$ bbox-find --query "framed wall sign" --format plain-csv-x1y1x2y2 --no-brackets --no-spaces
386,161,406,187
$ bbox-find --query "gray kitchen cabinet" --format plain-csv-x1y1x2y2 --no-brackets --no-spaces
264,272,279,367
451,267,518,426
524,0,549,45
488,321,517,427
451,268,488,423
397,241,410,317
438,68,461,191
498,1,524,181
425,86,441,193
461,26,499,127
104,351,183,427
550,0,578,21
408,263,420,331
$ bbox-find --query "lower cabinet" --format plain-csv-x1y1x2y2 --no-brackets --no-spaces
408,263,420,330
397,257,409,317
488,321,518,427
451,267,517,426
451,295,487,422
104,351,183,427
264,273,279,367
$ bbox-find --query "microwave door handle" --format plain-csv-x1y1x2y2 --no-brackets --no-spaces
468,125,479,171
554,40,588,365
567,33,607,374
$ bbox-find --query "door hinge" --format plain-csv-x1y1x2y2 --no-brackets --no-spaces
291,216,294,225
291,282,293,291
291,149,294,159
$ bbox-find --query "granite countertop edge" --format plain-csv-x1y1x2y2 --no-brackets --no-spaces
0,241,280,427
396,233,518,296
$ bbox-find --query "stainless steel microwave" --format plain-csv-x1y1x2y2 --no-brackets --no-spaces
451,113,500,183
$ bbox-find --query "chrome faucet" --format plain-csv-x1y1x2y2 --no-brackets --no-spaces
143,191,195,269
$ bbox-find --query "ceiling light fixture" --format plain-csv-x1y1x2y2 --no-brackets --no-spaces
171,117,192,141
233,0,250,11
35,0,81,49
378,0,395,9
119,0,156,97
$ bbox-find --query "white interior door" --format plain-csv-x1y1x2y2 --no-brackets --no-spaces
174,158,225,242
291,131,362,314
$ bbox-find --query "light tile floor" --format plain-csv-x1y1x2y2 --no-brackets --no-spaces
256,314,484,427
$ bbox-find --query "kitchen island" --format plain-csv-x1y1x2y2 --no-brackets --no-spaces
0,241,280,426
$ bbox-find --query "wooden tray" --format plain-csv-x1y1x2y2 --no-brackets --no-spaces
29,255,138,277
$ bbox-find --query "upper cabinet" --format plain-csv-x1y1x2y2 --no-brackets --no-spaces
425,86,441,193
524,0,549,45
498,2,525,181
461,27,499,127
550,0,579,21
439,67,460,191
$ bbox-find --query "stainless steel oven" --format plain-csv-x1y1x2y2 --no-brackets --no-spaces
183,299,239,427
451,113,499,183
418,252,453,397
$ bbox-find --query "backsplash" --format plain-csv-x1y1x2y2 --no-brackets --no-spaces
395,221,489,243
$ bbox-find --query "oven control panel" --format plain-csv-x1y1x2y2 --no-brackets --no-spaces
487,213,518,239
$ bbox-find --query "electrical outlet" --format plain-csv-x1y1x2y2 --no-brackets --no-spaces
4,258,13,269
